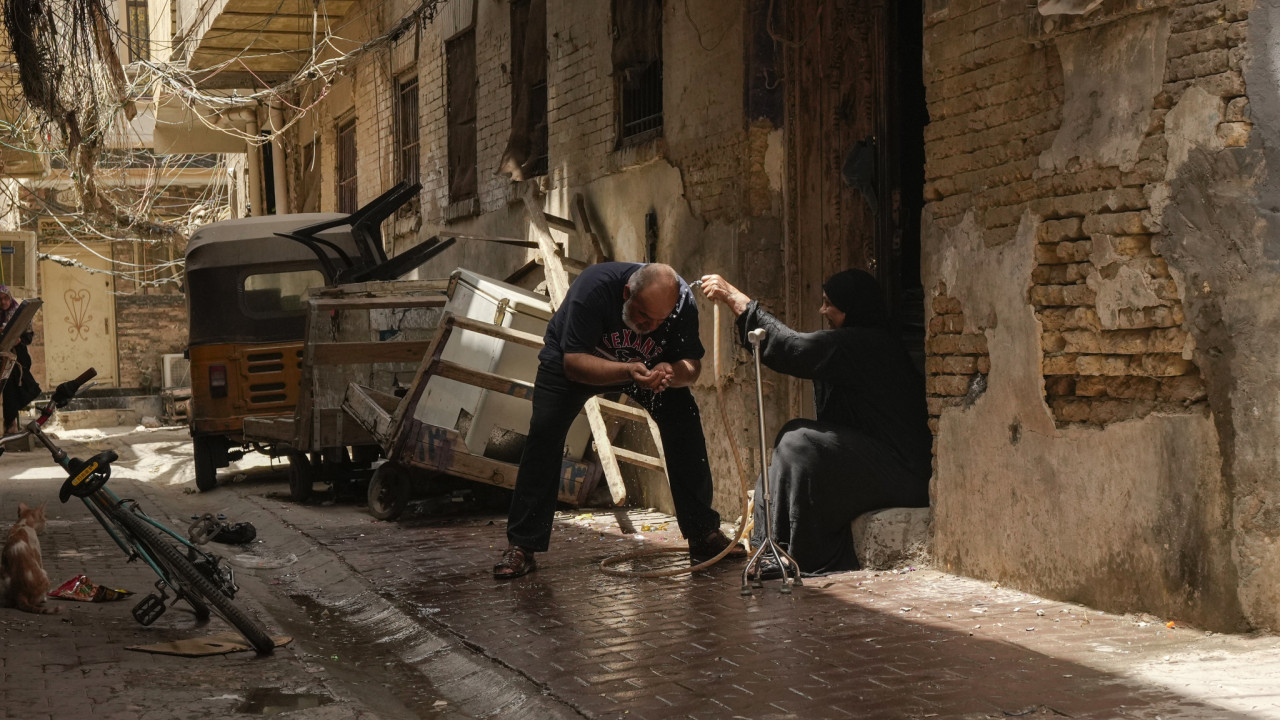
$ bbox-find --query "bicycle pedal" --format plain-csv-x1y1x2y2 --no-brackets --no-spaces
132,593,167,626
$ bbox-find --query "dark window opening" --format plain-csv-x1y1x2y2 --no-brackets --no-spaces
299,139,320,213
260,132,276,215
337,118,358,214
612,0,663,147
501,0,548,181
447,30,478,202
395,77,421,185
126,0,150,63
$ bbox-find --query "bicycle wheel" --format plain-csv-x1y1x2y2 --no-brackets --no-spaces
109,503,275,653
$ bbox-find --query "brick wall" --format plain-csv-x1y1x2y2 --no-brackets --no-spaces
115,294,187,391
921,0,1245,429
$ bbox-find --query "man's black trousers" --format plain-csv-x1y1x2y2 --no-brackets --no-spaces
506,365,721,552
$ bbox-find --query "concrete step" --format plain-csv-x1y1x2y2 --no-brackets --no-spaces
852,506,931,570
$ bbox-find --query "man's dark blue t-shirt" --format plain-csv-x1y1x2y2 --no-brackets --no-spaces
538,262,704,380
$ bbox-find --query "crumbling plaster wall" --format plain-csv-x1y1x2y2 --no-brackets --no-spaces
924,0,1260,630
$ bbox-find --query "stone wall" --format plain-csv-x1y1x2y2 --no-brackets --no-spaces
923,0,1268,631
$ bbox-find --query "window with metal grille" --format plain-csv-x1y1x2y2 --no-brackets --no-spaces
336,118,358,213
125,0,150,63
395,77,420,185
612,0,663,146
447,30,477,202
500,0,547,181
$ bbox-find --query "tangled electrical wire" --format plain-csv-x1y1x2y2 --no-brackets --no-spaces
0,0,442,286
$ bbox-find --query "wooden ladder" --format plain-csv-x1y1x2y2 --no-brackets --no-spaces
521,185,669,506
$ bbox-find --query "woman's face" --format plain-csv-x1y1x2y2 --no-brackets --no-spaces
820,294,846,329
0,294,12,310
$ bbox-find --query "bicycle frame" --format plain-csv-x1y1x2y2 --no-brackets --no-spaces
0,367,274,653
77,485,238,599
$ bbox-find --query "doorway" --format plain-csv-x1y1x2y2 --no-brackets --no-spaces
782,0,926,361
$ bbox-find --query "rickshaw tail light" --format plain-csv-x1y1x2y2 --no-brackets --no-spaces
209,365,228,398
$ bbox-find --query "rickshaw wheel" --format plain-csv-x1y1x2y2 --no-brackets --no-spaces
193,436,220,492
287,451,315,503
367,463,410,521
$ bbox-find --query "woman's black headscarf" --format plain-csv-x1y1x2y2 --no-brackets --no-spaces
822,269,887,328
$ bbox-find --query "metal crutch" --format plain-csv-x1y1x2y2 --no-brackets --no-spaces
741,328,802,595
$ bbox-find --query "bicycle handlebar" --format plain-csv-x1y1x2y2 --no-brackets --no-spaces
52,368,96,407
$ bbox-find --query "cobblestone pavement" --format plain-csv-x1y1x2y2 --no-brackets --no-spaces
3,426,1280,719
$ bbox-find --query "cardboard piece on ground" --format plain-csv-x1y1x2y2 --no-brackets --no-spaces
126,632,292,657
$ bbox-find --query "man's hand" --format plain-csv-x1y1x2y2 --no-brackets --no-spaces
699,274,752,316
630,363,672,391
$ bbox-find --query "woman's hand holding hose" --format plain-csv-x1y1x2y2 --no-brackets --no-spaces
698,274,752,316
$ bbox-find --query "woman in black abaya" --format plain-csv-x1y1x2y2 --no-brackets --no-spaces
699,270,931,575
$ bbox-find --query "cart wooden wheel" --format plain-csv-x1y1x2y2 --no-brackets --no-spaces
287,451,315,503
367,462,410,521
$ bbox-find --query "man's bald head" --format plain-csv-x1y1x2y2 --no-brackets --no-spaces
622,263,681,335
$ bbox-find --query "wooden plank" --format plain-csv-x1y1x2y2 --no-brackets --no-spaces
520,185,570,306
542,212,576,234
451,316,544,349
316,278,450,297
242,416,296,443
387,316,457,459
312,407,375,447
534,252,588,273
342,383,395,446
612,446,665,472
572,193,609,263
398,420,586,504
434,360,535,400
583,401,627,504
310,295,447,312
311,340,433,366
594,397,649,423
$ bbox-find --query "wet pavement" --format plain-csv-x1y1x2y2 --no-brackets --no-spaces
2,426,1279,719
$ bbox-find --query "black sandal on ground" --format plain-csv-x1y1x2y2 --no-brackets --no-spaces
493,545,537,579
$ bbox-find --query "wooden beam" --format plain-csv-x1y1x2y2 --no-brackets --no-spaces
387,316,457,459
342,383,395,447
451,316,545,349
310,295,447,311
310,341,433,366
612,447,665,472
594,397,650,423
521,185,570,306
542,212,576,234
434,360,535,400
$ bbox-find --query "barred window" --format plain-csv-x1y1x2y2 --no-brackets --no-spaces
336,119,358,214
395,77,420,185
612,0,662,146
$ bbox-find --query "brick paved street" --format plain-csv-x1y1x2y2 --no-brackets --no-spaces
266,495,1280,720
3,426,1279,719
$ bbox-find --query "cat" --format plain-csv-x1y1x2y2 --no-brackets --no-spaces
0,502,59,614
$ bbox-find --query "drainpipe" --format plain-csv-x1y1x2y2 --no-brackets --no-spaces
270,101,288,214
244,107,262,217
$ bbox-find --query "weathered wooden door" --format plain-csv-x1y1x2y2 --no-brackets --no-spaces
783,0,925,334
40,244,119,387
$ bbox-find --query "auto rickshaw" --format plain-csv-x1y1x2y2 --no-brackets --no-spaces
185,181,448,490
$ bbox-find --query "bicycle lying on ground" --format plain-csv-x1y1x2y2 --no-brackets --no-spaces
0,367,275,654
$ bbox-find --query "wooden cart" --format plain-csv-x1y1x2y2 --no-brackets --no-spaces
343,305,681,519
241,278,450,501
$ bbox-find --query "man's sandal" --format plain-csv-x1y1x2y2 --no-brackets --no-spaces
493,545,537,579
